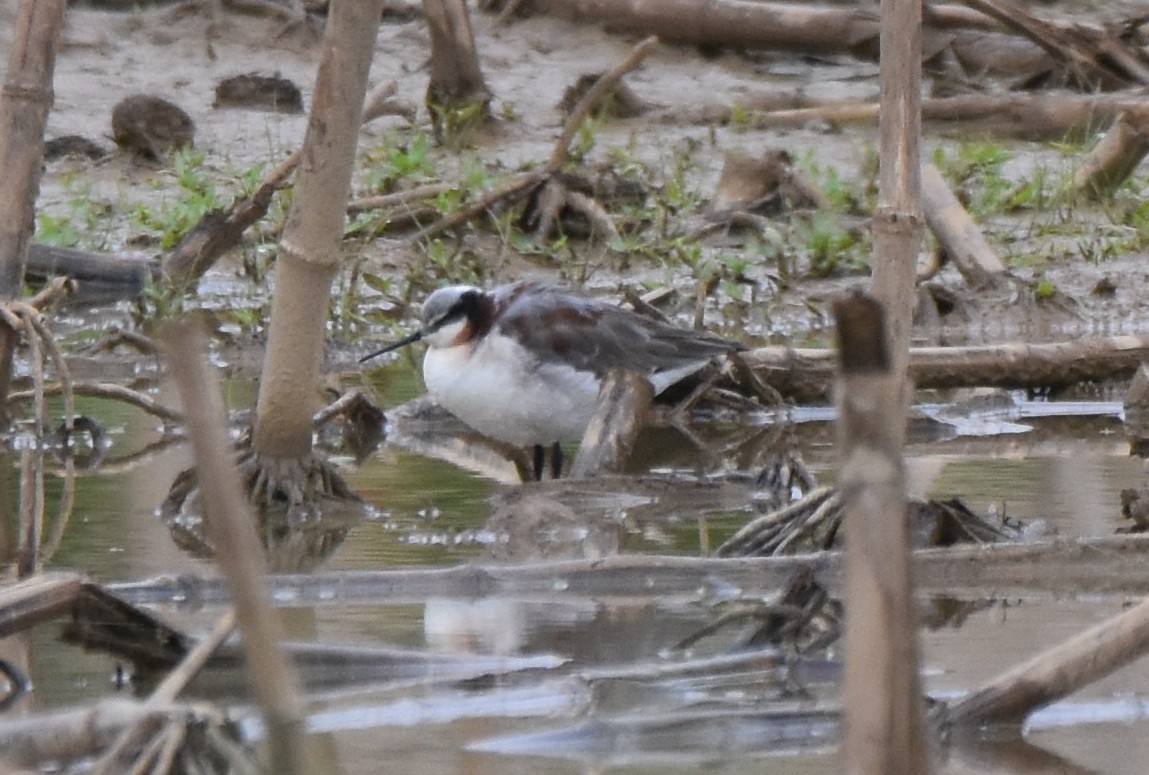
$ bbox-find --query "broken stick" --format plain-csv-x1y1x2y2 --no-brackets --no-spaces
1073,107,1149,197
570,368,654,479
920,162,1007,289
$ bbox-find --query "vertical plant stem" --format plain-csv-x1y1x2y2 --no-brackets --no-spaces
162,320,320,775
869,0,923,405
845,0,929,762
253,0,383,457
0,0,66,425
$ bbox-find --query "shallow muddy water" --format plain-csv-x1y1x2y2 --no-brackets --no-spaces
6,1,1149,772
6,359,1149,775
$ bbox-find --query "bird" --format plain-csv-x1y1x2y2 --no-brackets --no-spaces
360,281,743,479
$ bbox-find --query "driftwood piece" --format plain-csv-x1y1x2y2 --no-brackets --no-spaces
834,295,930,775
0,698,172,767
26,243,157,288
64,582,191,669
961,0,1149,89
941,589,1149,728
741,336,1149,402
0,571,83,638
507,0,1075,78
517,0,881,59
723,91,1146,142
919,162,1007,289
1073,107,1149,197
569,369,654,479
7,382,183,424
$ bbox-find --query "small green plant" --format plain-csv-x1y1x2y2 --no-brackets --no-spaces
568,116,601,165
132,276,186,325
656,145,703,216
795,212,865,277
933,141,1015,217
795,151,860,212
35,179,112,249
36,213,85,248
362,130,437,193
1032,275,1057,301
221,304,268,335
129,148,222,249
428,98,488,149
727,103,757,132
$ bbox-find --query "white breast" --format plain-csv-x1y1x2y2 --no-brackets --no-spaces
423,333,603,447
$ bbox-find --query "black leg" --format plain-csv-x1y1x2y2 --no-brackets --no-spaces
550,441,563,479
532,444,546,481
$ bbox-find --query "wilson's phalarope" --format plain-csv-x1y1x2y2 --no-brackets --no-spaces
361,281,742,477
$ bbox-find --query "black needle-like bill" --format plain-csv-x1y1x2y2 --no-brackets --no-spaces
359,329,424,363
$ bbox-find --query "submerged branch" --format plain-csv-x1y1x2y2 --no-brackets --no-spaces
110,533,1149,608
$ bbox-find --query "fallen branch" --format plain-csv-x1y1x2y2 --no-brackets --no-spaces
7,381,183,424
920,161,1007,289
0,571,85,637
962,0,1149,89
549,35,659,168
411,35,658,243
88,609,238,775
162,79,399,287
108,533,1149,608
406,168,548,244
1073,107,1149,197
940,588,1149,729
741,335,1149,402
681,91,1147,142
162,319,315,775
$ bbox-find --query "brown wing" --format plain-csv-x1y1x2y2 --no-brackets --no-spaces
491,283,741,377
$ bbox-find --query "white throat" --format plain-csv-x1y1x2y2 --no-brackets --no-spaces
424,317,469,349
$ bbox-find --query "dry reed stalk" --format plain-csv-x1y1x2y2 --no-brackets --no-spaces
161,320,318,775
0,0,66,424
253,0,383,457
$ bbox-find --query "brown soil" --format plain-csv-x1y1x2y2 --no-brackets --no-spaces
3,3,1148,347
